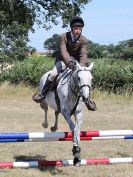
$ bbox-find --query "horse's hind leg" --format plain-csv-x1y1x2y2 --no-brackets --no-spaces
40,101,49,128
51,111,59,132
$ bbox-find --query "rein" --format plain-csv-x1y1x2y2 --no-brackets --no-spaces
70,95,80,115
61,70,73,85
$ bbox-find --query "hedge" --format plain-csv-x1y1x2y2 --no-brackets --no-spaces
0,56,133,93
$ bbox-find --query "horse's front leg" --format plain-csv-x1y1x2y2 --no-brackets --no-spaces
62,108,75,131
40,101,49,128
72,105,83,166
73,109,83,146
62,107,82,166
51,111,59,132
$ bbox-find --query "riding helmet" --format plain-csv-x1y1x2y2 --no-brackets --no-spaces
70,16,84,28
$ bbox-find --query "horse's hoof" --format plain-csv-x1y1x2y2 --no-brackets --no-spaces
42,122,48,128
73,157,81,166
51,126,57,132
72,146,81,166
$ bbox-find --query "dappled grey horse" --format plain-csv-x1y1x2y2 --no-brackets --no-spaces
36,61,93,165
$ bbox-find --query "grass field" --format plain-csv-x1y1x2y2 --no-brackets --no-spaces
0,83,133,177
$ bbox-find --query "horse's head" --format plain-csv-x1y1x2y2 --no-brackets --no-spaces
72,61,94,102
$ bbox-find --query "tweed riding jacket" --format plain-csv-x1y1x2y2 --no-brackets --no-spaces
56,31,89,66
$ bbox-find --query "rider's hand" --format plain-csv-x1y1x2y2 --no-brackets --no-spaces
68,61,76,70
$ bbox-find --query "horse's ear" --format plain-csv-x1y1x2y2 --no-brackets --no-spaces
76,61,82,69
88,62,94,71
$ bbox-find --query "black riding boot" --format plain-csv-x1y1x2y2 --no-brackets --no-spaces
32,79,52,103
85,100,97,111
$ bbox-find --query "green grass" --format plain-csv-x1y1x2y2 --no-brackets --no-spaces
93,89,133,101
0,82,132,101
0,82,36,98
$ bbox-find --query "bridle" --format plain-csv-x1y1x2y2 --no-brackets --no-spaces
69,68,92,115
70,69,91,98
60,68,92,115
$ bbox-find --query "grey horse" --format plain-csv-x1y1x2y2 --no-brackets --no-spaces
34,61,93,165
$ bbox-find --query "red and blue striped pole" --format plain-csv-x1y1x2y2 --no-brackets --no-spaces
0,135,133,143
0,130,133,140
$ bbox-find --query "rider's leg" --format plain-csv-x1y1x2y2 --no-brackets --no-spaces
33,70,56,103
41,78,52,96
33,61,66,103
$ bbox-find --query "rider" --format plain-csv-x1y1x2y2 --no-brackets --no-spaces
33,16,97,111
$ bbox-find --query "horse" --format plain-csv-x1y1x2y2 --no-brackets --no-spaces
34,61,93,165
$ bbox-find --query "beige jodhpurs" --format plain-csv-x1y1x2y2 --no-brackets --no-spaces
48,61,66,81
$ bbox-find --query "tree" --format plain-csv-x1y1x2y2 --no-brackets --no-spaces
0,0,92,29
127,39,133,47
20,0,92,29
0,0,35,63
107,44,115,54
122,47,133,60
113,39,133,60
87,39,133,60
0,0,92,63
44,34,60,52
30,47,37,55
87,41,107,59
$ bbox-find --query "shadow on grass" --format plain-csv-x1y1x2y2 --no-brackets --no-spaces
14,155,66,175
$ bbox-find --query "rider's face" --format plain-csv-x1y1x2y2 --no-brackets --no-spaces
72,26,82,37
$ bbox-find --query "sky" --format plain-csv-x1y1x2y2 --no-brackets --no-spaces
28,0,133,51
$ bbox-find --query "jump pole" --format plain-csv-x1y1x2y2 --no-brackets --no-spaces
1,135,133,143
0,130,133,139
0,157,133,168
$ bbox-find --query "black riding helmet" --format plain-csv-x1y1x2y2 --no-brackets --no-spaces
70,16,84,28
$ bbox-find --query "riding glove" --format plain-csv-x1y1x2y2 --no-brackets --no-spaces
68,61,76,70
